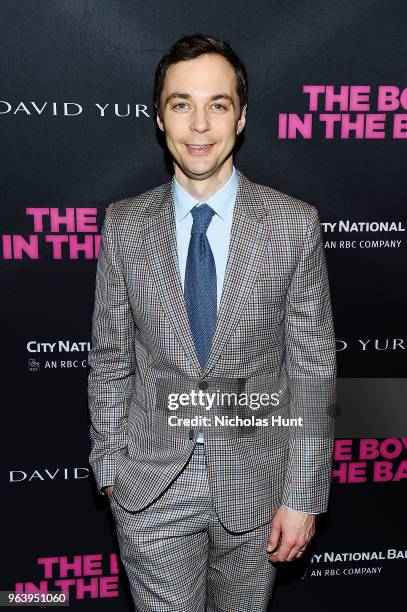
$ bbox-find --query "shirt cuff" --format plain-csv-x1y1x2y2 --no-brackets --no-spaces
282,504,320,515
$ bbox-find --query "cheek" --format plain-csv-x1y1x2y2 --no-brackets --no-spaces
164,118,185,139
168,134,185,154
221,122,239,142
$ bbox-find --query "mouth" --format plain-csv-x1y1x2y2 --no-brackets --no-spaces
184,144,215,156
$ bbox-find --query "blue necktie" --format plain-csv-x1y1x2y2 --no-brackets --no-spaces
184,204,217,367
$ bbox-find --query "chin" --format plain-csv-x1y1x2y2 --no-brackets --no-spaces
179,161,216,179
187,168,217,180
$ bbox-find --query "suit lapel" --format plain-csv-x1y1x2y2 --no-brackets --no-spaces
142,183,202,373
142,168,269,377
201,170,269,377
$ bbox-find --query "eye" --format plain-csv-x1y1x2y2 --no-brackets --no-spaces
212,103,227,111
173,102,189,110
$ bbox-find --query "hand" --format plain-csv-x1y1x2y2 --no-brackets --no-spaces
104,485,114,497
266,506,316,562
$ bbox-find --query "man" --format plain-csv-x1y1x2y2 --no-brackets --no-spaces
88,33,336,611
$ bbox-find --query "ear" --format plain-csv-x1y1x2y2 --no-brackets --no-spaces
156,112,164,132
236,104,247,135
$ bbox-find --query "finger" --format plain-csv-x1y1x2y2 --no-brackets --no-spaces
286,543,307,562
267,525,281,554
269,535,295,563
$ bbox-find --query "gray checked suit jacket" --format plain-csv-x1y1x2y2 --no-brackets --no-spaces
87,167,336,533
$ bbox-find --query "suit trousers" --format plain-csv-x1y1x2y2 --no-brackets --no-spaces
109,443,277,611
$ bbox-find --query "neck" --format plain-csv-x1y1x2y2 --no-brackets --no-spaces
174,159,234,202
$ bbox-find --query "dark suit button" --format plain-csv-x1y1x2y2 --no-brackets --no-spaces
199,380,208,390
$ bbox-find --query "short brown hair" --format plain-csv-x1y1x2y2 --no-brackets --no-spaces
154,33,248,119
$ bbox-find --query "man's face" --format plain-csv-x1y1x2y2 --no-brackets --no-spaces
156,53,246,180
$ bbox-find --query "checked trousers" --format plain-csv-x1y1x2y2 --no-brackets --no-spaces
109,443,277,611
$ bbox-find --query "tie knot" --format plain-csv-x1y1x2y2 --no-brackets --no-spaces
190,203,215,235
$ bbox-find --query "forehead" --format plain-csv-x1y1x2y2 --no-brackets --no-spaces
163,53,238,98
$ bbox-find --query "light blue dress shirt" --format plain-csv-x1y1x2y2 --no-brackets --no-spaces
172,165,317,515
173,166,237,444
173,164,238,311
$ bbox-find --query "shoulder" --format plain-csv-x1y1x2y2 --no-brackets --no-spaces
104,180,171,229
244,175,321,239
253,179,318,221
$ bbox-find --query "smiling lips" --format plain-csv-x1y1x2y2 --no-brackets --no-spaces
185,144,214,156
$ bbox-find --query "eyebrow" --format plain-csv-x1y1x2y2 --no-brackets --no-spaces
164,92,235,108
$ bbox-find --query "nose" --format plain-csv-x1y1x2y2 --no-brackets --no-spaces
190,107,210,133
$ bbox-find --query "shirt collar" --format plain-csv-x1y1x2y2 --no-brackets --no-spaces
173,165,238,222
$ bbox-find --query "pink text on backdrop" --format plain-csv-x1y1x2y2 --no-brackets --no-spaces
332,438,407,483
278,85,407,139
14,553,120,600
1,208,108,260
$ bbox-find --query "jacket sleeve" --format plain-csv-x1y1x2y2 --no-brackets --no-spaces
87,204,136,495
281,206,336,514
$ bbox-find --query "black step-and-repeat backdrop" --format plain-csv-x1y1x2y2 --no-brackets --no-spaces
1,1,406,610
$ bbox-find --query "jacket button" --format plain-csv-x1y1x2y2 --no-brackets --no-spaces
199,380,208,390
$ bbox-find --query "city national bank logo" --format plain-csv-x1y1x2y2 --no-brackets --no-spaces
304,547,407,579
27,340,90,371
322,219,405,249
28,358,40,372
13,553,121,601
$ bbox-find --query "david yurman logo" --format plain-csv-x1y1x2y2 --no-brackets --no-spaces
0,100,151,117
